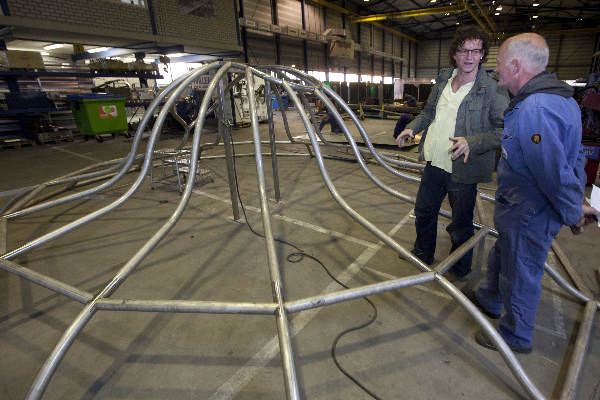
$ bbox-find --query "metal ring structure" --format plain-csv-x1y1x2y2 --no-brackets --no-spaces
1,61,598,400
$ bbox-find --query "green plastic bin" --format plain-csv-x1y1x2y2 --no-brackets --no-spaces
68,94,127,136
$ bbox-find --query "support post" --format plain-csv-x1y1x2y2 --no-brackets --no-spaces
218,77,241,221
264,82,281,201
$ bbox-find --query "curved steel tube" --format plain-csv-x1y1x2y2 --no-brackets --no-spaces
1,62,594,400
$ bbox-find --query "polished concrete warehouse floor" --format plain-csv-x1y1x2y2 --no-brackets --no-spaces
1,114,599,399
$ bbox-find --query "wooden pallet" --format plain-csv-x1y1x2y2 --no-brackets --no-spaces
36,129,73,145
0,138,34,150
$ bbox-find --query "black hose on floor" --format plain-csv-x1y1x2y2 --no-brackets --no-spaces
229,139,382,399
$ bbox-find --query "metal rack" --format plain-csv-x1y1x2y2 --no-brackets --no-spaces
0,70,162,142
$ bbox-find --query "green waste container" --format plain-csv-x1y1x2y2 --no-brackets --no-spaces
68,94,127,136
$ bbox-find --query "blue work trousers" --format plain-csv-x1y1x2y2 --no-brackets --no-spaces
412,162,477,276
476,199,561,348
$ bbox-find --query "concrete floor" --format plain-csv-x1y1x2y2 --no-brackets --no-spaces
1,114,599,400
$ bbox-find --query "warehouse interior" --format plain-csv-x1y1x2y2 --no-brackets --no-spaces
1,1,600,399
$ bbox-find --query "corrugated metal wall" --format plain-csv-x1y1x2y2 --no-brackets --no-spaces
304,2,323,33
236,2,595,84
325,8,343,30
280,38,305,68
373,27,383,51
243,0,271,25
307,42,326,71
547,34,596,80
415,34,595,80
246,33,277,65
278,0,302,29
373,56,383,77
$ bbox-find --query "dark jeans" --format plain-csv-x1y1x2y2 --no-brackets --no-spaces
412,162,477,276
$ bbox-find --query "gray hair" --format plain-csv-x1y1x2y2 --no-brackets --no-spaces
503,35,549,74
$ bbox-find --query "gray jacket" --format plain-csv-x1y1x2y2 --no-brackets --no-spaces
406,66,509,184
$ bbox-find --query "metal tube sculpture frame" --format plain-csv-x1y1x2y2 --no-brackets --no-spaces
1,61,598,400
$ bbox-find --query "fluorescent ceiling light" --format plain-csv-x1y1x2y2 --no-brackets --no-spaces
166,53,186,58
88,47,109,53
43,43,65,50
40,51,49,55
430,0,437,3
496,5,502,10
532,15,538,18
533,2,539,6
494,12,500,15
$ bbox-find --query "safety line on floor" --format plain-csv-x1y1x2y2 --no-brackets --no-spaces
549,272,567,339
193,189,379,249
51,145,101,162
208,210,414,400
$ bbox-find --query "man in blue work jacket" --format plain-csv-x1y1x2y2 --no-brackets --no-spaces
468,33,599,353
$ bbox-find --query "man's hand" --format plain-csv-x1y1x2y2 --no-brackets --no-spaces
396,128,414,148
570,205,600,235
449,137,470,163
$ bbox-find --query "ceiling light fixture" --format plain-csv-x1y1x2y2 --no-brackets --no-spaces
456,22,460,25
88,47,109,54
532,2,539,6
430,0,437,3
43,43,65,50
532,15,538,18
40,51,49,55
496,5,502,10
494,12,500,15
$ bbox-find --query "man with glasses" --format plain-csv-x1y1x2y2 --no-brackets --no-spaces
397,26,508,281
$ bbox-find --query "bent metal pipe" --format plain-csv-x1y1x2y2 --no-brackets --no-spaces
0,62,596,400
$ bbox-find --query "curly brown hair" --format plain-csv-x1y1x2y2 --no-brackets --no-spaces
449,25,489,67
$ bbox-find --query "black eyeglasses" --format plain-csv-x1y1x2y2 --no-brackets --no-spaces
456,48,483,56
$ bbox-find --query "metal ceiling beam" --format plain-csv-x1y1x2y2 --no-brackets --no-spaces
349,4,466,23
472,0,497,34
495,26,600,39
72,45,184,61
309,0,418,42
464,0,491,36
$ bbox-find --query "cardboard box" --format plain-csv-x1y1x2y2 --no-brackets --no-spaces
5,50,44,70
